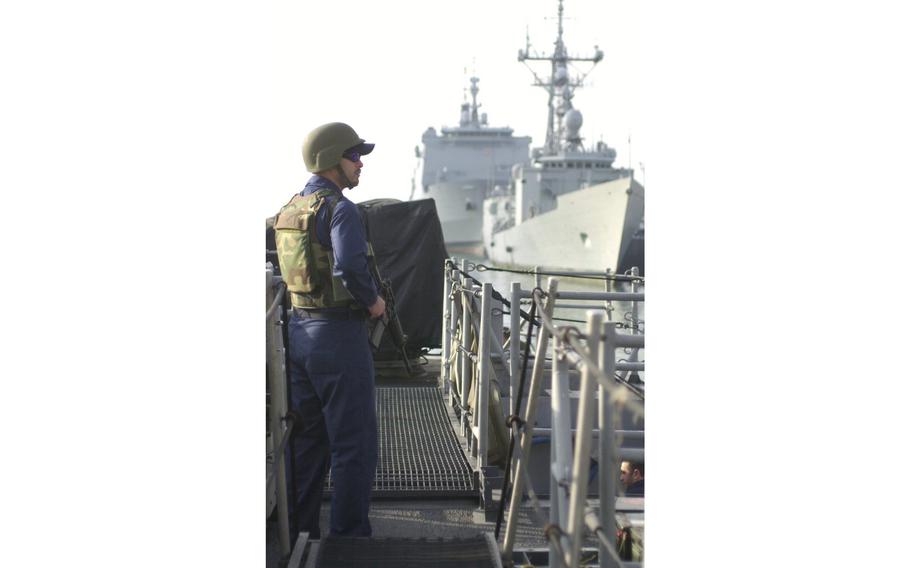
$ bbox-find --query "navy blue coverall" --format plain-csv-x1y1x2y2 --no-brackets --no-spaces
287,175,380,538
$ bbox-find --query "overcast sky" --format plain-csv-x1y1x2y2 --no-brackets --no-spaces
264,0,642,213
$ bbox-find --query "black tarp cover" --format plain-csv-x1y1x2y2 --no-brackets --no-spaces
358,198,447,359
266,198,447,360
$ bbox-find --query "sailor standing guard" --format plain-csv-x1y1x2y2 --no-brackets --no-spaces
273,122,386,538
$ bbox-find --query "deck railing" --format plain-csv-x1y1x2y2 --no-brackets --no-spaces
266,263,292,557
441,259,645,567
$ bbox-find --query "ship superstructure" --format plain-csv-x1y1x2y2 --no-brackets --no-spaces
416,77,531,249
483,0,645,273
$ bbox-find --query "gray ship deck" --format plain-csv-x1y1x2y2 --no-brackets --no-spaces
267,357,629,567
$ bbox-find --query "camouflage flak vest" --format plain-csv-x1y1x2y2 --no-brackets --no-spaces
273,188,358,309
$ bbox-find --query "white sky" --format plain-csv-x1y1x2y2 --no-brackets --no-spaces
264,0,642,214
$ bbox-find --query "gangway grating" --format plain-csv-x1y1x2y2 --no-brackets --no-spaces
313,535,502,568
325,387,475,497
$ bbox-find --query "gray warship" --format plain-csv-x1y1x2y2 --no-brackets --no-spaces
414,77,531,254
415,0,645,274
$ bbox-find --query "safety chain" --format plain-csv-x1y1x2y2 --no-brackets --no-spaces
532,291,645,418
495,287,541,539
474,262,645,284
624,311,645,333
448,264,542,327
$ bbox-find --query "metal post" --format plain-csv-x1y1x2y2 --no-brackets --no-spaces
441,261,452,395
623,267,641,382
492,294,504,355
604,268,614,322
502,278,559,557
600,324,620,568
550,406,559,568
630,266,640,335
266,265,290,556
460,259,472,435
476,282,493,468
448,265,459,408
509,282,521,408
550,340,572,567
565,311,603,567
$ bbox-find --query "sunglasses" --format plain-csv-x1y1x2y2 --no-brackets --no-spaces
342,149,362,162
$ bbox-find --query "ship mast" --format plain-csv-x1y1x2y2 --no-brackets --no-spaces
469,76,481,125
518,0,603,154
458,75,483,128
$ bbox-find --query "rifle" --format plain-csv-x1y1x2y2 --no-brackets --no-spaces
366,251,414,376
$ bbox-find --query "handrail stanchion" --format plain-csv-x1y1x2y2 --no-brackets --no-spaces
441,260,452,396
266,265,290,556
550,333,572,568
448,263,459,408
509,282,521,410
604,268,614,322
476,282,493,467
599,322,620,568
460,259,472,436
450,257,458,409
623,266,641,383
565,311,604,567
630,266,640,332
503,278,559,557
492,272,644,566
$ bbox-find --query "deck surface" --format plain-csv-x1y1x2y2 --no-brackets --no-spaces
267,356,616,567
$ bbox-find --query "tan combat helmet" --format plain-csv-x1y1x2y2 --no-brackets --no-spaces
302,122,375,172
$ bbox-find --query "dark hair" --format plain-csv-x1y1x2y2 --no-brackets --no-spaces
629,461,644,477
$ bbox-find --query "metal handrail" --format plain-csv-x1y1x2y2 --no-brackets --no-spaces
266,280,286,321
265,263,291,557
441,260,646,566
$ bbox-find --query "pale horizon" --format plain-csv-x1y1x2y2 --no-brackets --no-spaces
264,0,642,216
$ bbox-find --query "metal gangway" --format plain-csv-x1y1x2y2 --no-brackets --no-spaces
441,258,645,567
268,258,645,566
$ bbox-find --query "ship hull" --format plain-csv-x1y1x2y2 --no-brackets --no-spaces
484,176,644,273
423,181,485,246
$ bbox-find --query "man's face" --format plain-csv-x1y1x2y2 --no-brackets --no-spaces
620,461,634,488
339,151,363,188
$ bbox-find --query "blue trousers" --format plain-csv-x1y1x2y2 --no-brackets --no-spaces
287,315,377,538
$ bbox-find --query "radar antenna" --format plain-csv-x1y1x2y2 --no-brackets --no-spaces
518,0,604,154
